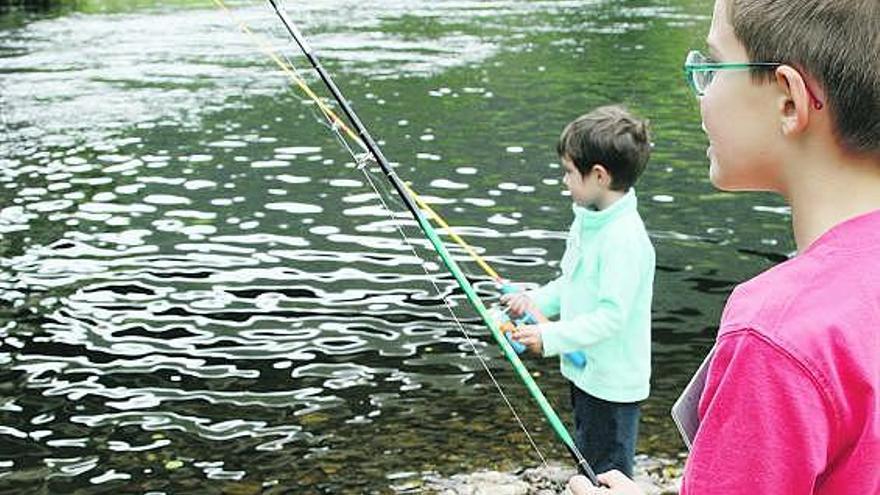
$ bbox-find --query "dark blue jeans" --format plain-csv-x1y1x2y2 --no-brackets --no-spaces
570,384,641,478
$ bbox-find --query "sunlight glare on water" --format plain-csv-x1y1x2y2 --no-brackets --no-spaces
0,0,794,492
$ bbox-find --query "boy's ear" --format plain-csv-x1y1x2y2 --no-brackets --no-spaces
591,164,612,187
775,65,813,137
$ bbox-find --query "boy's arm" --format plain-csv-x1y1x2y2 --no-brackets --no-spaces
541,240,649,354
526,277,563,319
681,330,832,494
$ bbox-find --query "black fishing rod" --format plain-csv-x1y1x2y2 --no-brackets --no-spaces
264,0,599,486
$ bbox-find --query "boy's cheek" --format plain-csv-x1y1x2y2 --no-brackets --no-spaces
699,93,721,140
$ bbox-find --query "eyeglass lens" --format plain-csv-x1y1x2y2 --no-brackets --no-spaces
686,51,712,96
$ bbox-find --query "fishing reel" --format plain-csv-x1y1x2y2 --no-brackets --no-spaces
495,283,587,368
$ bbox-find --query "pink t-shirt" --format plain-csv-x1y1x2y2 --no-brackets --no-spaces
682,210,880,494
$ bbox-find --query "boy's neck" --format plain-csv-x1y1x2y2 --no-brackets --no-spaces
786,149,880,251
592,188,628,211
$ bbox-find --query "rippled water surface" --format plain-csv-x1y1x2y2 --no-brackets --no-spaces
0,0,794,493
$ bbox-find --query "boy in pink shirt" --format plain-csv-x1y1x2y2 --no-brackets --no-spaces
570,0,880,493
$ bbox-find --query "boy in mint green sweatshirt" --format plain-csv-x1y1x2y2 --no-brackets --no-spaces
503,105,655,478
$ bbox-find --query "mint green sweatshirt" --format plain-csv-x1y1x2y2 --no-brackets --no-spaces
529,189,654,402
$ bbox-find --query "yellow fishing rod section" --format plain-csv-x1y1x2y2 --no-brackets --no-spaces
211,0,502,284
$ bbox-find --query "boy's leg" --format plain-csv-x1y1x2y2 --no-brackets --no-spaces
570,383,641,478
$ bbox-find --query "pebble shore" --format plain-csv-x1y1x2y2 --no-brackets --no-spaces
423,457,682,495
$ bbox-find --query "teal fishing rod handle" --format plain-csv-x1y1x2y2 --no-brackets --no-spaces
500,283,587,368
498,310,530,355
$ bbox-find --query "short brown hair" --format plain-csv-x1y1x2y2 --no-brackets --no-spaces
556,105,651,192
729,0,880,155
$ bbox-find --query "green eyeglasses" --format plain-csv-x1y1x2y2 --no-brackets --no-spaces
683,50,823,110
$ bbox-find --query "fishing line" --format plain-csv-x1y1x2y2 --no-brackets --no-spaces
306,71,553,468
355,160,551,469
213,0,599,484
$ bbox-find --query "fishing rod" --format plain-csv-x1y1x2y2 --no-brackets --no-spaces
263,0,598,484
209,0,584,371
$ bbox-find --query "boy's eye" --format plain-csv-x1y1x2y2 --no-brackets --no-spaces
702,50,719,63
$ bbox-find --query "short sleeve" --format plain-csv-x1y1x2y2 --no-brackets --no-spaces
682,329,834,495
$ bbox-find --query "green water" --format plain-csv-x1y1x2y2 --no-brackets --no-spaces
0,0,794,492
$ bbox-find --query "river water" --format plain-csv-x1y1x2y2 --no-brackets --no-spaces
0,0,793,493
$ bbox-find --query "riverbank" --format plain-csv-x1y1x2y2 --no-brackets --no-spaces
420,457,682,494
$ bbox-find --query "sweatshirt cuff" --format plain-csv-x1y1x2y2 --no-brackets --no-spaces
540,321,567,357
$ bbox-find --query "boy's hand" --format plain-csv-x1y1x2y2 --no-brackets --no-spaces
568,472,644,495
511,325,543,355
500,292,541,320
500,292,530,318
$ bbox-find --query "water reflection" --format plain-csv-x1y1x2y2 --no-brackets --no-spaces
0,0,794,492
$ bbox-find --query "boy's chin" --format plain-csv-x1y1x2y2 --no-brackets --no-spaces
709,169,746,192
708,165,734,191
708,155,748,191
